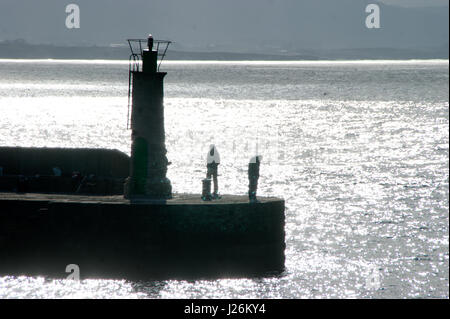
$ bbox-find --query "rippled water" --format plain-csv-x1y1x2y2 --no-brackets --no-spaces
0,59,448,298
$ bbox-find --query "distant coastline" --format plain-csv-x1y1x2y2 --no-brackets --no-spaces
0,40,448,61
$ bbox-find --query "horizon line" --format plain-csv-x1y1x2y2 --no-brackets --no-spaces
0,58,448,65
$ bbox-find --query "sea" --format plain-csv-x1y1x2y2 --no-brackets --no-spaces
0,59,448,298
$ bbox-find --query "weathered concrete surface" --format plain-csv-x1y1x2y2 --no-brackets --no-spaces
0,192,285,280
126,70,172,199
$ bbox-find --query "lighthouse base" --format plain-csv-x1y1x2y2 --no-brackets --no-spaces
0,192,285,280
123,176,172,200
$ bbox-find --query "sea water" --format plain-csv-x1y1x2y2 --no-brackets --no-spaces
0,59,448,298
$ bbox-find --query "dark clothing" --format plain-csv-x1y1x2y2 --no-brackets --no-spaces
202,178,212,201
207,162,219,175
248,161,260,200
248,162,260,178
248,176,258,200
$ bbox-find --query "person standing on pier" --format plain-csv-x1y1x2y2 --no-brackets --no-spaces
248,155,262,202
206,144,221,199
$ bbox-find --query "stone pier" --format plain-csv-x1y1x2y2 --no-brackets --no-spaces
0,192,285,280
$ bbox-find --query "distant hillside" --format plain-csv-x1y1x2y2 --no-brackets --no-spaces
0,40,447,60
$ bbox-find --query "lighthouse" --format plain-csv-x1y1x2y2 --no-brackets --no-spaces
124,35,172,199
0,34,286,279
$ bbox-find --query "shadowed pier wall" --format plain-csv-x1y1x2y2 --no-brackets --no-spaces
0,193,285,280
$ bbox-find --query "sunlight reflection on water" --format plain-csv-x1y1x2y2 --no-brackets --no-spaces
0,60,448,298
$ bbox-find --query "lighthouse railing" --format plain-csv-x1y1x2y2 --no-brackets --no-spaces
127,39,171,72
126,38,171,129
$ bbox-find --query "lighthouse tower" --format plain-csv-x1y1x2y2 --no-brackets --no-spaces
124,35,172,199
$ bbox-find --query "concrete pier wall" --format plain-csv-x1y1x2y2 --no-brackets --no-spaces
0,147,129,177
0,193,285,280
0,147,129,195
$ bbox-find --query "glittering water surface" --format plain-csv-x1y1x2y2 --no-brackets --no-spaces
0,59,448,298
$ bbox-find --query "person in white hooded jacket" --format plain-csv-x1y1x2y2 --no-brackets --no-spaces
206,144,220,198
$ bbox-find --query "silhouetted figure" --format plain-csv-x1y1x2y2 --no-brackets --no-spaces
206,144,220,199
147,34,154,50
248,155,263,202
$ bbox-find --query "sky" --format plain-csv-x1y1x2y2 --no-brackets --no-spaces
0,0,448,54
380,0,448,7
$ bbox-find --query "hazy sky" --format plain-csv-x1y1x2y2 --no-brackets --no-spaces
380,0,448,6
0,0,448,53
